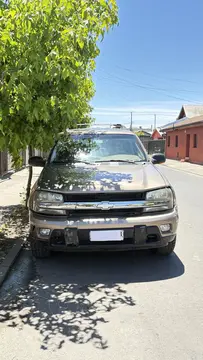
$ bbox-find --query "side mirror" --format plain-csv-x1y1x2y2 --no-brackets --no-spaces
28,156,46,167
151,153,166,164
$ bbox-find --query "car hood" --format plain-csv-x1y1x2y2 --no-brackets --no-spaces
37,162,168,193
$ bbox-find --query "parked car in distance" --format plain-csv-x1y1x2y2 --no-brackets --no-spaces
28,126,178,258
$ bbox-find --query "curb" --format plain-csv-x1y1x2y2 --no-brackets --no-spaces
0,239,24,287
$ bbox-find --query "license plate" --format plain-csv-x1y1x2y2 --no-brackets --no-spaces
90,230,124,242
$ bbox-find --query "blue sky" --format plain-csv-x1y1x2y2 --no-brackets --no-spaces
92,0,203,128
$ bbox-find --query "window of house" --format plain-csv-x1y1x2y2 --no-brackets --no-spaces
193,134,197,148
167,135,170,147
175,135,178,147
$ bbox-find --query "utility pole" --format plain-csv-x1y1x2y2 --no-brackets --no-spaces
154,114,157,130
130,112,133,131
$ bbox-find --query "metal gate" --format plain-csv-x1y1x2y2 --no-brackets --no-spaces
148,140,165,155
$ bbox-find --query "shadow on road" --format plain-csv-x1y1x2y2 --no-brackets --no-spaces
44,250,184,284
0,250,184,351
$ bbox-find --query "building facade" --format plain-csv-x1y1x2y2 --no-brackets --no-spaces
162,105,203,164
165,125,203,164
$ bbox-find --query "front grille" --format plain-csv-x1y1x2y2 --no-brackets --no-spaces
63,191,146,202
67,208,143,218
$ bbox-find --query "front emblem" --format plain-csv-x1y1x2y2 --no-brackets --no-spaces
98,202,112,210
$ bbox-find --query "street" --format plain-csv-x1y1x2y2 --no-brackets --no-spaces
0,166,203,360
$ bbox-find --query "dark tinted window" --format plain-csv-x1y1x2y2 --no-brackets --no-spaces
175,135,178,147
193,134,197,148
167,135,170,147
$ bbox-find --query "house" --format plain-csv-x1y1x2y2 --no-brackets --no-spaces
134,127,164,140
151,129,163,140
177,105,203,120
133,127,152,138
161,105,203,164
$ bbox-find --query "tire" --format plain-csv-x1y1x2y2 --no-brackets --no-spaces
31,238,50,258
157,237,176,256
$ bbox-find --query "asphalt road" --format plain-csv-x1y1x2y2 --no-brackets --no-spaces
0,166,203,360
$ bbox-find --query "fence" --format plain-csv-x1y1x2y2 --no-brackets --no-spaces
139,137,165,155
139,136,150,153
0,149,47,176
148,139,165,155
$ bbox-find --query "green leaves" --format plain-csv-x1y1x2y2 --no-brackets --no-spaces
0,0,118,164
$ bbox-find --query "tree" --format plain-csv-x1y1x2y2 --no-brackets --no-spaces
135,131,145,137
0,0,118,164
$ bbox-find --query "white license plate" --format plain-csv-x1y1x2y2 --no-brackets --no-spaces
90,230,124,242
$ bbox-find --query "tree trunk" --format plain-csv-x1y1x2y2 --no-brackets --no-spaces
25,146,33,209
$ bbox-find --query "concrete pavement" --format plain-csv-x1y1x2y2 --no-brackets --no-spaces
0,167,42,206
0,166,203,359
164,158,203,177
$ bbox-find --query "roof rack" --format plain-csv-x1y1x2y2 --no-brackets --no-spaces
65,124,129,133
75,123,127,129
111,124,125,129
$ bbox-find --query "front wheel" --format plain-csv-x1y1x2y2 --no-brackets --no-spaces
157,237,176,256
30,238,51,258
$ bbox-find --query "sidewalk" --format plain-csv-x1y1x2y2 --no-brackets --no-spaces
0,167,42,206
163,159,203,177
0,167,42,281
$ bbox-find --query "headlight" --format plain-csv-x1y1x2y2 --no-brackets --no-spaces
32,191,65,215
144,188,174,212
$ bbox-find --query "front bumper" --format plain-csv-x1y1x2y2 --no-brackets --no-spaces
29,207,178,251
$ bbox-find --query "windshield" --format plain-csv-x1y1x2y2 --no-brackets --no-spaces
50,133,148,164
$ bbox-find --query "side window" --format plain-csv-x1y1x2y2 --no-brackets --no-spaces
167,135,170,147
193,134,197,148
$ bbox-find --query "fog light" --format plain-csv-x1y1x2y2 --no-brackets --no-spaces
39,228,51,236
160,224,171,233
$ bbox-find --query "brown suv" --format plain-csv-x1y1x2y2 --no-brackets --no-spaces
28,126,178,258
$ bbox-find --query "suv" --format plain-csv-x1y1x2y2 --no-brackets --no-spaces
28,126,178,258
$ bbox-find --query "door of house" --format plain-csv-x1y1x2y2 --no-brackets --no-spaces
186,134,190,158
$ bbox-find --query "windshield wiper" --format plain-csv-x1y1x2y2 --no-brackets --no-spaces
51,160,94,165
75,160,95,165
51,161,69,164
96,160,144,164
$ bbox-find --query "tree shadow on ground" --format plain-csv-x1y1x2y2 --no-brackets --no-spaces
0,205,29,264
0,171,13,183
0,250,184,351
0,204,29,240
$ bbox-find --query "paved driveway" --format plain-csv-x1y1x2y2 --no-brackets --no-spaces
0,166,203,360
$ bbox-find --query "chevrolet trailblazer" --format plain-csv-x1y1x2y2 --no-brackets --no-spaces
28,125,178,258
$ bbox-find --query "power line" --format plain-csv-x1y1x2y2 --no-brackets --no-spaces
115,65,201,86
93,111,176,129
112,68,198,94
98,69,202,104
97,69,202,104
93,110,178,115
